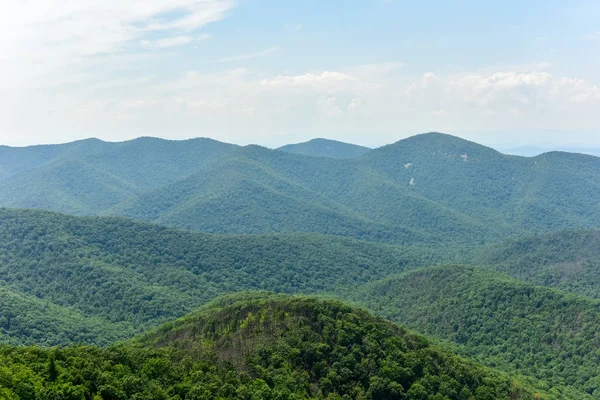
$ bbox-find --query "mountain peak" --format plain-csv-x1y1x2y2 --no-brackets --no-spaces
369,132,502,161
278,138,371,159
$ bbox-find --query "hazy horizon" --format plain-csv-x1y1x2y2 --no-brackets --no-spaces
2,130,600,158
1,1,599,150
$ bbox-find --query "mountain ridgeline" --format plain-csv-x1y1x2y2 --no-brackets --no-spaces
278,138,372,158
2,132,600,399
0,133,599,245
2,209,600,397
355,265,600,398
0,208,443,346
0,294,543,400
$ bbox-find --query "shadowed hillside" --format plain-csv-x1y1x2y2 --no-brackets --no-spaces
472,229,600,298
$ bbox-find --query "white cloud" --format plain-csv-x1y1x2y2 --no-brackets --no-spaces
0,0,236,88
141,34,210,48
261,71,355,87
143,36,187,48
584,31,600,40
318,97,342,117
1,51,600,147
446,71,552,106
216,47,279,63
348,98,363,111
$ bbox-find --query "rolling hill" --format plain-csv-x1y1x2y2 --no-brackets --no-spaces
355,265,600,398
0,137,238,214
1,133,599,399
0,133,599,245
0,208,444,346
278,137,372,158
1,214,599,397
472,229,600,299
362,133,600,232
0,293,541,400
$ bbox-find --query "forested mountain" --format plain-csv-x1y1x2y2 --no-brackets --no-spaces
356,265,600,398
2,133,600,399
0,208,444,346
0,133,599,245
362,133,600,232
473,229,600,299
0,293,542,400
0,137,238,214
278,138,372,158
3,208,600,397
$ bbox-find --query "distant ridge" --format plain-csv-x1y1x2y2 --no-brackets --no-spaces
0,132,599,244
278,137,371,159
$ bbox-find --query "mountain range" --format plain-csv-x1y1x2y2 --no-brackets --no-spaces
1,208,600,397
1,133,599,246
0,293,544,399
2,132,600,399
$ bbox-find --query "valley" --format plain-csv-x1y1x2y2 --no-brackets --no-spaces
1,133,599,399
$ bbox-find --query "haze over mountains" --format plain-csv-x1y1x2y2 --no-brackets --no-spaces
278,138,372,159
1,132,599,246
2,132,600,399
1,208,599,397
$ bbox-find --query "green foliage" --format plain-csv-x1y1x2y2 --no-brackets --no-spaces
0,137,237,215
472,229,600,298
1,133,600,398
0,208,442,346
0,294,540,400
0,286,131,346
278,138,372,159
109,156,433,244
355,265,600,398
1,133,599,244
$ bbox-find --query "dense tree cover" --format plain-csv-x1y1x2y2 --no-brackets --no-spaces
1,133,599,397
471,229,600,299
1,133,599,244
362,133,600,233
278,138,372,159
0,208,445,346
109,156,436,244
0,137,238,215
0,294,541,399
3,209,600,397
0,287,131,347
355,265,600,398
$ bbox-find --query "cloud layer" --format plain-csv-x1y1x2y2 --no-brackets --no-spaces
0,1,599,148
0,0,234,89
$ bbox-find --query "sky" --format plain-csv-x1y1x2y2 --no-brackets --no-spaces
1,0,600,149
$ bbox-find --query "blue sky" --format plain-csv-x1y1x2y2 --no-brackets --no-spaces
1,0,599,149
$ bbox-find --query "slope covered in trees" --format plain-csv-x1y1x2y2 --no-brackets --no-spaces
109,151,482,244
0,133,599,245
2,133,600,398
355,265,600,398
0,137,238,215
471,229,600,298
0,208,443,346
362,133,600,232
0,293,541,400
278,138,372,159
